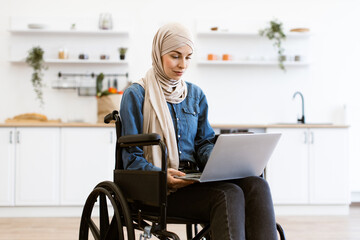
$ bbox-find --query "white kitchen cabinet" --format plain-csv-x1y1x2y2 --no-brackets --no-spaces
0,127,60,206
15,128,60,205
60,127,115,205
265,128,309,204
266,128,349,205
308,129,349,204
0,128,15,206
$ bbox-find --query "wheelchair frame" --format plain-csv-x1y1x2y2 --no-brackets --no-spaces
79,110,286,240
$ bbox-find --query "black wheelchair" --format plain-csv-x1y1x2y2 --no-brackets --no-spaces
79,110,286,240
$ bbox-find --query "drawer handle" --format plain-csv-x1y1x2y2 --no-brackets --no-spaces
310,131,314,144
16,131,20,144
9,131,13,144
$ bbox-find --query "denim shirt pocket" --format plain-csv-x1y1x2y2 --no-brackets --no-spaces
182,105,200,116
182,105,200,131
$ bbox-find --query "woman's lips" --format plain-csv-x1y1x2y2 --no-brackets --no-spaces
174,71,183,76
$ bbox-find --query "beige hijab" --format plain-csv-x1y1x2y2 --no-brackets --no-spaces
137,23,194,169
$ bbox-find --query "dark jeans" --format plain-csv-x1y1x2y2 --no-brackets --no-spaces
166,176,277,240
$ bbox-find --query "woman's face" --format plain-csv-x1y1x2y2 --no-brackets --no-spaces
161,45,192,80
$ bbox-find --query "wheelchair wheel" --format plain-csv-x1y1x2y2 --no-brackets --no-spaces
79,181,135,240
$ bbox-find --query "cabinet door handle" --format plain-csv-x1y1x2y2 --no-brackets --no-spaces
304,131,308,144
16,131,20,144
310,131,314,144
9,131,13,144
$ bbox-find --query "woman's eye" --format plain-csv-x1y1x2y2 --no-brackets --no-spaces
171,55,179,59
186,56,192,60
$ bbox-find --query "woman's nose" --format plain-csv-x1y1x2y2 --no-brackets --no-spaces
178,58,186,69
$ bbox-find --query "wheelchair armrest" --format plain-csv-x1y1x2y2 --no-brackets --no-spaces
118,133,161,146
118,133,168,172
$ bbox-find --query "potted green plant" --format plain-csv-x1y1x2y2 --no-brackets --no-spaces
259,19,287,71
118,47,128,60
25,46,48,107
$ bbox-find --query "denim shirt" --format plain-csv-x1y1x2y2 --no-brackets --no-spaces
120,82,215,171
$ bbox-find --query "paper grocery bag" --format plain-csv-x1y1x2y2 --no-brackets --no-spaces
97,94,122,123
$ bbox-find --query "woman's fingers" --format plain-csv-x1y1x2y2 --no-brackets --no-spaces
168,168,186,177
167,168,195,189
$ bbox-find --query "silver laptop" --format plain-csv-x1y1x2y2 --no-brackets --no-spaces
176,133,281,182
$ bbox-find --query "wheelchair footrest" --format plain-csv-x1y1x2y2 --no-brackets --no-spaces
153,229,180,240
139,225,152,240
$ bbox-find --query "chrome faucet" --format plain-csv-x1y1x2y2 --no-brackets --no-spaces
293,91,305,124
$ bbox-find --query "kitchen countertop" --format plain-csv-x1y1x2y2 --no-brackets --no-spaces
212,123,349,129
0,122,115,127
0,122,349,128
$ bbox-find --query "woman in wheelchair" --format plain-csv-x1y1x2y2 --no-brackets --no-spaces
120,23,278,240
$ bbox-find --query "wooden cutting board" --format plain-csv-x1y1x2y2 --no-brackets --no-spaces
5,119,62,123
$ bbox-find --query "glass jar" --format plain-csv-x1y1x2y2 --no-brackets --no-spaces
99,13,113,30
58,48,69,59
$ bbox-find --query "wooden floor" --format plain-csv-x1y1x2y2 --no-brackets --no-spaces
1,206,360,240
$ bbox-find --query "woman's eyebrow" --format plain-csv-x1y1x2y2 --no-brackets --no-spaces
170,50,193,56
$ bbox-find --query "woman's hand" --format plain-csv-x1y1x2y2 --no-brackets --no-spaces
167,168,195,189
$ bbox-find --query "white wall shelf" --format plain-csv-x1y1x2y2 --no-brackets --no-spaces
9,29,129,36
9,16,130,66
197,60,310,66
196,19,311,70
197,31,311,38
10,58,128,65
8,16,130,99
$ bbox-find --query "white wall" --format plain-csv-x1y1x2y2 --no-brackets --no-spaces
1,0,360,194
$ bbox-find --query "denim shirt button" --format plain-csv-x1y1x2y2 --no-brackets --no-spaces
178,134,181,138
179,151,182,154
176,118,179,121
